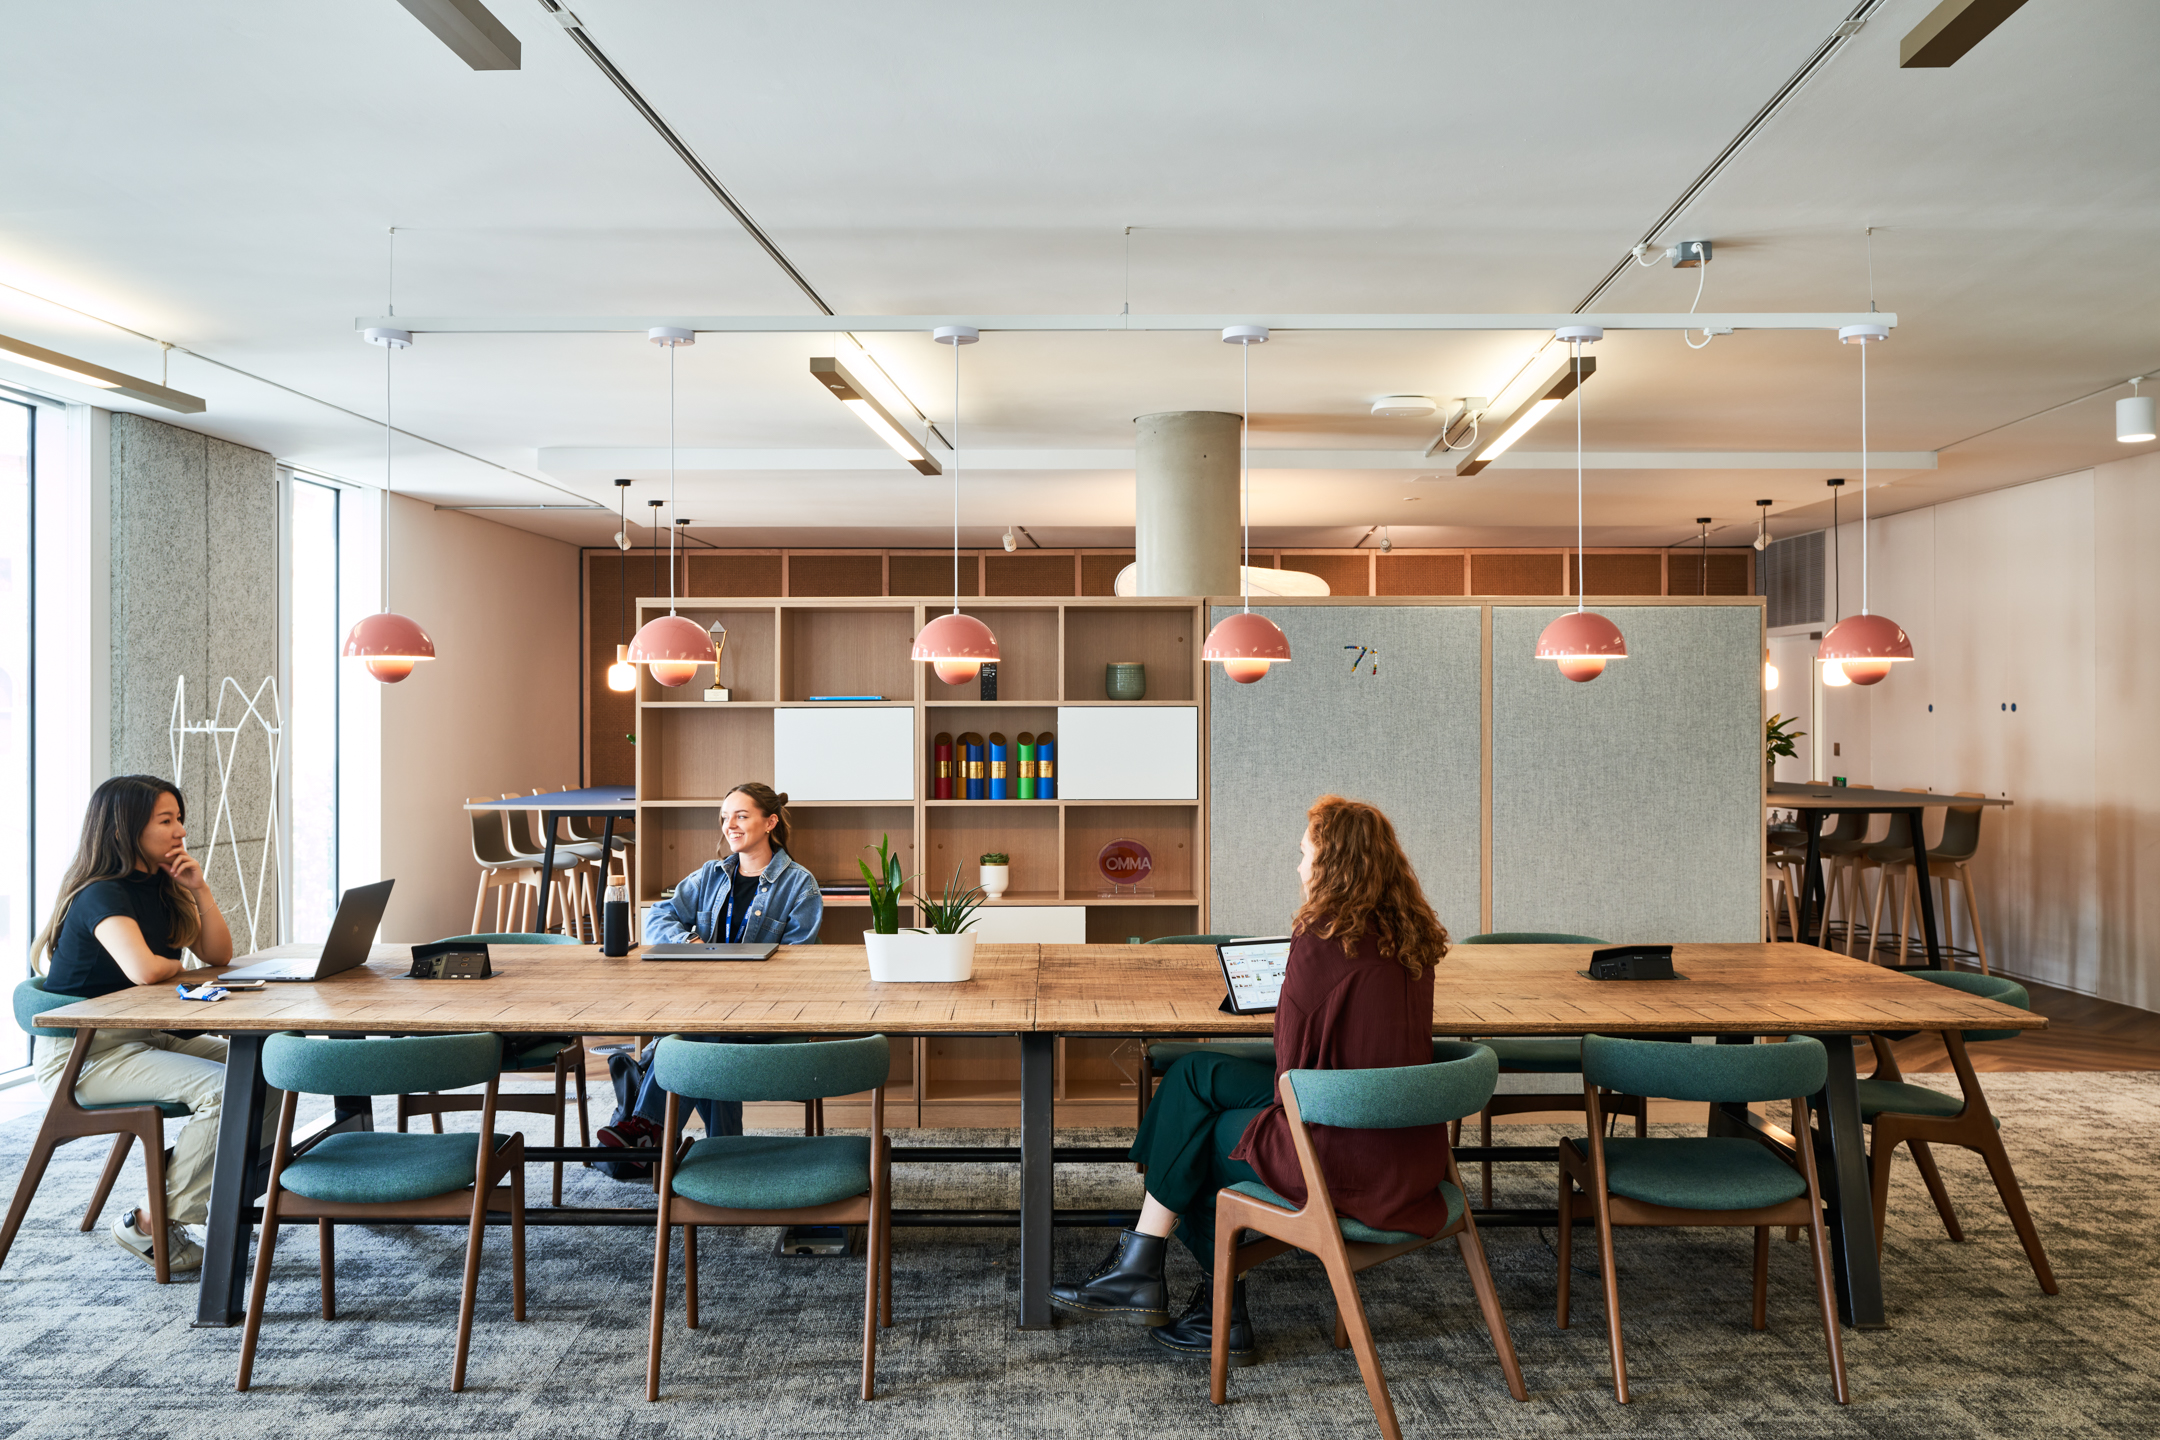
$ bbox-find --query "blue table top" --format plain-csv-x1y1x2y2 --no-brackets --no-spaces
464,786,636,813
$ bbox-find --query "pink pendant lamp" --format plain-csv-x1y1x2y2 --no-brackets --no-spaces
627,327,716,687
1202,326,1291,684
344,307,436,685
1535,326,1625,682
1816,323,1913,686
912,326,999,684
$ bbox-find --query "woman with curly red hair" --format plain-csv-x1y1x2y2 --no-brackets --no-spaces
1052,795,1452,1363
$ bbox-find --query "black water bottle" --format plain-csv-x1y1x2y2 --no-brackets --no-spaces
602,884,631,956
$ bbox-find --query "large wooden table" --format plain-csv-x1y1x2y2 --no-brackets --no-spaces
43,940,2039,1333
1768,782,2014,966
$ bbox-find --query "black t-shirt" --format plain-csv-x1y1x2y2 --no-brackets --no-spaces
46,872,185,998
725,871,759,943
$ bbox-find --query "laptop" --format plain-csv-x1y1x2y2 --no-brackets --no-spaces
1216,936,1293,1016
221,880,395,982
643,941,777,961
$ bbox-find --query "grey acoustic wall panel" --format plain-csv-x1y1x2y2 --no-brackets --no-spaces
1209,605,1483,938
1491,605,1760,943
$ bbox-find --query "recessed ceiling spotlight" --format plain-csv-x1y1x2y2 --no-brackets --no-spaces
1372,395,1437,418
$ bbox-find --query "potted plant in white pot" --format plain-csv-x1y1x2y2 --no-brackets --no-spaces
978,852,1010,900
859,837,986,982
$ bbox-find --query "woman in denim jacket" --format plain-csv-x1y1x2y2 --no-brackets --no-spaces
600,782,824,1150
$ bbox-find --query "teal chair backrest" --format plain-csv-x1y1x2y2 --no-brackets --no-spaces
1286,1044,1498,1130
654,1034,891,1103
1461,932,1608,945
1916,969,2028,1043
1143,934,1252,946
14,977,81,1040
263,1032,503,1097
1583,1034,1826,1104
438,933,582,945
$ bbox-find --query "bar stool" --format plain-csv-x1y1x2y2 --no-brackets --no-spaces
1811,812,1874,952
503,794,594,937
469,799,547,933
1864,793,1991,973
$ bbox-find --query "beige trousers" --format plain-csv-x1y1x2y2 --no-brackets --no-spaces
34,1030,282,1227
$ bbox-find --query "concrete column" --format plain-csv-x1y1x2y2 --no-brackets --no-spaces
1134,411,1242,597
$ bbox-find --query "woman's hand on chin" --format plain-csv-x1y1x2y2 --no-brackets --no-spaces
161,846,209,894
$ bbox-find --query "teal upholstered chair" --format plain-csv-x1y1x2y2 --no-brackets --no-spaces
0,978,193,1283
397,933,590,1205
646,1034,893,1402
238,1032,527,1393
1860,969,2055,1292
1209,1044,1528,1433
1453,933,1647,1204
1560,1035,1846,1405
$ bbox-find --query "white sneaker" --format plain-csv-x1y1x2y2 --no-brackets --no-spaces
108,1211,203,1274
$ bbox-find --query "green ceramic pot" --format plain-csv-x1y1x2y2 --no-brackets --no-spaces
1104,662,1147,701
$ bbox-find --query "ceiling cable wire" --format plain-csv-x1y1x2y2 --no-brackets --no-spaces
1241,341,1252,613
950,334,961,615
1574,339,1585,613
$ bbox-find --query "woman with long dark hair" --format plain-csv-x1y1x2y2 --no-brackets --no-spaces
30,774,272,1273
1051,795,1453,1363
598,782,824,1156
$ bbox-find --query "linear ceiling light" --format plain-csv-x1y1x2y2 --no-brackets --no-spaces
395,0,521,70
1455,351,1596,476
0,332,205,413
809,357,942,475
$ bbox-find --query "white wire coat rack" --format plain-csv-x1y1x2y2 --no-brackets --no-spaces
168,676,284,955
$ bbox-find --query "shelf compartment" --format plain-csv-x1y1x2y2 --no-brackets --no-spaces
927,705,1058,801
635,604,777,702
1063,804,1198,898
818,905,914,944
921,1038,1024,1102
1085,904,1203,944
785,804,916,894
781,606,918,701
926,803,1058,900
637,706,773,802
1062,606,1196,703
1060,1037,1143,1102
925,607,1059,704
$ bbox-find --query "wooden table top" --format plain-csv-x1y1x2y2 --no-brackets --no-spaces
1767,783,2012,810
43,941,2041,1039
1033,942,2046,1037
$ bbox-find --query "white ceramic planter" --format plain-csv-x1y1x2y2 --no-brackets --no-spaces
863,930,977,983
979,863,1010,900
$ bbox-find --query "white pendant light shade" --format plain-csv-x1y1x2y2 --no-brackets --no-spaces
2119,391,2157,444
1822,660,1852,687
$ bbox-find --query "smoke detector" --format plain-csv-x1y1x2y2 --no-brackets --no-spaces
1372,396,1437,418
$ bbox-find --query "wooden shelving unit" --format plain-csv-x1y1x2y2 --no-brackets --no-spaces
634,595,1207,1127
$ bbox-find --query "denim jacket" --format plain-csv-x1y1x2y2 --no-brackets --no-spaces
645,847,824,946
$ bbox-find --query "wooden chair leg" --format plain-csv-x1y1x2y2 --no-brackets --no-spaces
319,1221,336,1319
1333,1309,1349,1349
1456,1218,1529,1401
1975,1131,2058,1294
473,872,489,934
80,1133,134,1232
511,1168,528,1322
862,1151,884,1401
451,1183,488,1392
235,1192,283,1391
0,1129,65,1273
1554,1166,1574,1328
1960,865,1992,975
1751,1226,1769,1330
1908,1140,1965,1242
141,1127,171,1286
1805,1206,1851,1403
683,1225,699,1330
552,1058,569,1207
1591,1173,1629,1403
647,1212,671,1401
573,1044,592,1150
1321,1253,1402,1440
1480,1109,1493,1208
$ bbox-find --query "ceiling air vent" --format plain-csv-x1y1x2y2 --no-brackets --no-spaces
1764,531,1825,631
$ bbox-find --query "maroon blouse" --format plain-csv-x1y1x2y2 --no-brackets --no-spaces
1227,925,1452,1237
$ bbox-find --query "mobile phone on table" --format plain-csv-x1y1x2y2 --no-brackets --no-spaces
219,979,267,991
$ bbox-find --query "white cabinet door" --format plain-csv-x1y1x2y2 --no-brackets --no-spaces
1056,706,1199,800
966,906,1089,944
774,707,915,801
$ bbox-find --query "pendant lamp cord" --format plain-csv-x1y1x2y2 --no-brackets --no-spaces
951,334,961,616
1574,340,1584,614
617,484,627,642
668,342,678,615
382,225,394,617
1241,341,1251,613
1859,339,1870,616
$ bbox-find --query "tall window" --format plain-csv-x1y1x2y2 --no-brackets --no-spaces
0,398,30,997
287,477,340,941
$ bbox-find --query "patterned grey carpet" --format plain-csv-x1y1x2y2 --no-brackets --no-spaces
0,1072,2152,1439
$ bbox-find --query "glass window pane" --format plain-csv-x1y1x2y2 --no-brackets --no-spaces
0,400,29,998
289,479,339,941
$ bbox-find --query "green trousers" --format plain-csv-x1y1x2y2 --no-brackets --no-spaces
1130,1051,1275,1265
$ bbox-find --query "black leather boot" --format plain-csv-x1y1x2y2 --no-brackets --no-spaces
1049,1229,1170,1325
1148,1276,1256,1365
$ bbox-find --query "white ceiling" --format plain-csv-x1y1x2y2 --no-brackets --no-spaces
1,0,2153,551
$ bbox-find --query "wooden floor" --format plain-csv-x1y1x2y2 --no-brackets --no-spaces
1882,966,2160,1073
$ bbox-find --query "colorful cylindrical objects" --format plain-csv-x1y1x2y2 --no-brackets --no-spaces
988,732,1010,800
933,732,954,800
1035,730,1056,800
1017,732,1037,800
962,731,986,800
